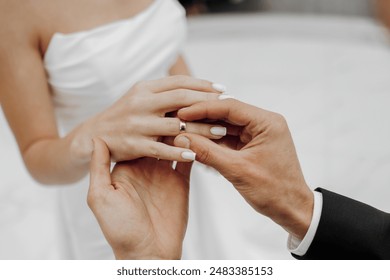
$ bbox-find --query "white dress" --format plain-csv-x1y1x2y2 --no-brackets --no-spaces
1,0,187,259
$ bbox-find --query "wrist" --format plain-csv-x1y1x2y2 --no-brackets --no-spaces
259,184,314,240
270,183,314,240
115,252,163,260
114,249,180,260
287,190,323,256
68,123,95,165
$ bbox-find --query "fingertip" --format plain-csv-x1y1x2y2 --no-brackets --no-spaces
181,150,196,161
210,126,227,137
177,107,189,120
218,94,235,100
211,82,227,93
174,135,191,149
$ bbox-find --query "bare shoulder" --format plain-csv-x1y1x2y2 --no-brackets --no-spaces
0,0,49,52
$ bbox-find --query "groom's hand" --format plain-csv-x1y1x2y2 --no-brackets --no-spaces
88,138,191,259
174,99,313,240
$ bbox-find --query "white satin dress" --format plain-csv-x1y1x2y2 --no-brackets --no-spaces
44,0,187,259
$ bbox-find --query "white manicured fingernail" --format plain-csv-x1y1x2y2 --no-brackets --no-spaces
210,126,227,136
212,83,227,93
218,94,235,100
181,151,196,161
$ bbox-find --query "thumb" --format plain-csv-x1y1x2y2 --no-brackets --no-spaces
174,133,234,174
89,138,112,192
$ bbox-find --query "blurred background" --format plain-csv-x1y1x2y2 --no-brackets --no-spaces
179,0,374,16
1,0,390,259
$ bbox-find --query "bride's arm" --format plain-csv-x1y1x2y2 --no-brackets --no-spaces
0,7,87,185
0,12,225,185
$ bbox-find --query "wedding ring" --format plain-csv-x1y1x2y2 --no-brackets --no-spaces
179,120,187,133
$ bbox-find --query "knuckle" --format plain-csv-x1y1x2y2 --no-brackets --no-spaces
218,157,246,184
127,117,147,135
271,113,288,133
273,112,287,123
169,119,180,134
148,144,161,159
196,147,212,164
87,190,98,209
172,75,189,83
184,122,201,136
123,138,138,155
126,117,136,128
125,92,145,109
161,118,179,135
172,89,189,102
171,75,193,88
206,92,217,101
133,80,148,91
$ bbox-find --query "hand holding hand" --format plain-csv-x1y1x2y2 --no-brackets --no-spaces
70,75,227,164
88,138,191,259
174,99,313,239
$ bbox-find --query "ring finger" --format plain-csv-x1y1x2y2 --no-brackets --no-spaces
142,118,227,140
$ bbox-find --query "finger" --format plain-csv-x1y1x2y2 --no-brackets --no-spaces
171,136,193,177
142,118,227,139
190,120,242,137
154,89,221,112
144,141,197,162
186,122,227,139
174,133,236,174
161,137,181,169
145,75,226,94
89,138,112,192
178,99,267,127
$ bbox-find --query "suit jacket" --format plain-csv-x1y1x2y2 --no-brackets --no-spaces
293,188,390,260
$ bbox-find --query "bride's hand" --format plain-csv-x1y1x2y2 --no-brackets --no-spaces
69,75,228,163
88,138,191,259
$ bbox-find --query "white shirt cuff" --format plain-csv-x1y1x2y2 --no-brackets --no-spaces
287,190,323,256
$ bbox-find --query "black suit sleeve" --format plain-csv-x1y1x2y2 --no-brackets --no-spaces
293,188,390,260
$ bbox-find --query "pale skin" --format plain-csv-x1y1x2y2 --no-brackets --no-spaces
88,138,191,260
88,99,313,259
0,0,225,185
